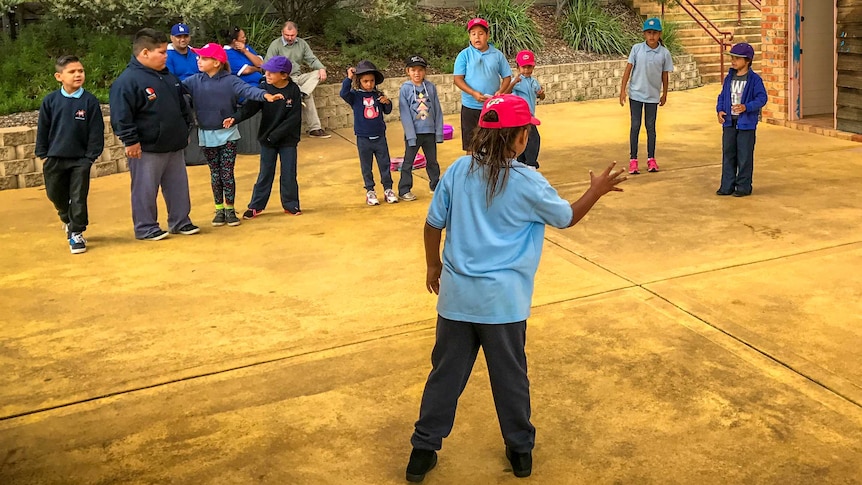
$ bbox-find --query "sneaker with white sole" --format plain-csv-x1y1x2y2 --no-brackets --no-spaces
173,223,200,235
225,209,241,226
628,159,640,174
212,209,226,226
366,190,380,206
69,232,86,254
384,189,398,204
308,129,331,138
647,158,659,172
141,229,169,241
400,191,417,201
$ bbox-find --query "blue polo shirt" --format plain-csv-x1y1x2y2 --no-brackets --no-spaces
225,45,263,86
427,156,573,324
626,42,674,104
511,76,541,115
166,45,199,81
454,44,512,110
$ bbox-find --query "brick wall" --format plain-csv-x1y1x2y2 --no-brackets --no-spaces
0,56,700,191
760,0,790,122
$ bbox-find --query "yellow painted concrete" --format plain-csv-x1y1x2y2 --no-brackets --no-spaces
1,86,862,483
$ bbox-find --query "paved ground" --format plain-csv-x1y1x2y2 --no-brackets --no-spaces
1,85,862,484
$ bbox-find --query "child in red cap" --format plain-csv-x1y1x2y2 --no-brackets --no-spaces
504,49,545,169
453,18,512,153
406,94,626,482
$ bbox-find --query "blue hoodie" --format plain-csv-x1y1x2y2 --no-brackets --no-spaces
398,80,443,147
182,70,268,130
109,57,192,153
716,68,767,130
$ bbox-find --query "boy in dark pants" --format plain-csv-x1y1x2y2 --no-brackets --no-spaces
716,42,767,197
110,28,199,240
36,55,105,254
397,55,443,201
225,56,304,218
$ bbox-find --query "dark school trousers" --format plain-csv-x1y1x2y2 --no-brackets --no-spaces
411,316,535,453
357,135,393,192
398,133,441,196
128,150,193,239
629,99,658,159
248,144,300,213
517,125,541,168
43,157,92,234
720,121,756,195
460,106,482,151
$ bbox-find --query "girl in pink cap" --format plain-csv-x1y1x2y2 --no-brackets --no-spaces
182,43,282,227
405,94,626,482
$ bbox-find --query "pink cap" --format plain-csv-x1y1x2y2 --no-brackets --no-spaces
191,43,227,63
516,50,535,67
467,18,489,31
478,94,540,129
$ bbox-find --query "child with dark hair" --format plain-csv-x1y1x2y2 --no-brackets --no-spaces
35,55,104,254
405,94,626,482
183,43,282,226
110,28,199,241
340,60,397,206
716,42,767,197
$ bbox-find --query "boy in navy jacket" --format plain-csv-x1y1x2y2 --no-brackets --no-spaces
340,60,396,206
110,28,199,240
716,42,768,197
36,55,104,254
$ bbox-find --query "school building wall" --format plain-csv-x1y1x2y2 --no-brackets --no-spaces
0,56,701,191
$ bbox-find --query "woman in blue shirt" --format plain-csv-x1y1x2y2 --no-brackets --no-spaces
223,26,264,86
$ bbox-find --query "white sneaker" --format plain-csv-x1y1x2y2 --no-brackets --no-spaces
384,189,398,204
366,190,380,206
400,191,417,201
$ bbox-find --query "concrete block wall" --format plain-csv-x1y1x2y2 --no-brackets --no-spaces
1,56,700,191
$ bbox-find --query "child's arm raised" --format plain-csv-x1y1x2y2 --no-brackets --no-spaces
339,69,356,103
424,222,444,294
567,162,627,227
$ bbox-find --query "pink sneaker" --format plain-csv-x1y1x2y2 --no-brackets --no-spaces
628,159,639,174
647,158,659,172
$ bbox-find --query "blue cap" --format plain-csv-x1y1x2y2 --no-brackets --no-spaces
171,23,190,36
643,17,662,32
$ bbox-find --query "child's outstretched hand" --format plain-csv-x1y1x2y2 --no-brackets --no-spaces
264,93,284,102
223,117,235,129
347,67,356,79
717,111,726,124
589,162,627,196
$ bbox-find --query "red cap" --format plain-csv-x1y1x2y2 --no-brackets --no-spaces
467,18,489,32
516,50,535,67
478,94,541,129
191,43,227,63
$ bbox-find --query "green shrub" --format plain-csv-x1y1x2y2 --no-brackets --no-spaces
559,0,634,55
659,20,684,55
477,0,543,56
0,19,130,114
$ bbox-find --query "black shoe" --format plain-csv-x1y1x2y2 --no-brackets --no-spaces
405,449,437,483
225,209,241,226
212,209,226,226
505,446,532,478
140,229,169,241
172,223,200,235
716,189,733,196
733,190,751,197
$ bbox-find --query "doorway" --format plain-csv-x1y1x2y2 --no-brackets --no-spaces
799,0,836,122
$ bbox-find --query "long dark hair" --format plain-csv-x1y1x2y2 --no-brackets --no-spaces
468,111,529,205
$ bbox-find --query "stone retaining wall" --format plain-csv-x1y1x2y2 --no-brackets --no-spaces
0,55,700,191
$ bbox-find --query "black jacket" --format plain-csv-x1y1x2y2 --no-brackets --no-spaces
231,80,302,148
109,57,192,153
35,89,104,161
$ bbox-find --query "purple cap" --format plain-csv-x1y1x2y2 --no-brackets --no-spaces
261,56,293,74
729,43,755,60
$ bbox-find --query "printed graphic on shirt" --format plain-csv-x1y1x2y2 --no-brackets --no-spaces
730,77,747,106
362,96,379,119
416,91,429,120
145,87,157,101
74,109,86,120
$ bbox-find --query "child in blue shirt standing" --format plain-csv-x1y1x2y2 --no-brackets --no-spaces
453,18,512,153
405,95,626,482
340,60,397,206
619,17,674,174
716,42,767,197
398,55,443,201
505,49,545,169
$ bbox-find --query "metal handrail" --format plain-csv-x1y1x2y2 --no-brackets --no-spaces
674,0,734,75
738,0,762,26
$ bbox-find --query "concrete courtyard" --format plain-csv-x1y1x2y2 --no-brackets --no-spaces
1,85,861,484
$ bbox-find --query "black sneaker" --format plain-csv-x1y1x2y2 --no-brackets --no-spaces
141,229,169,241
212,209,226,226
405,449,437,483
243,208,262,219
69,232,86,254
174,223,200,235
505,446,532,478
225,209,241,226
